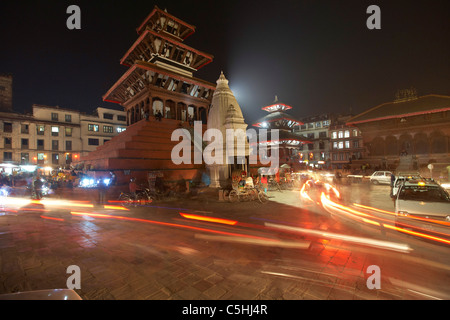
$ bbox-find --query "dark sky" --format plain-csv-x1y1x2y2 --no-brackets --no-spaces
1,0,449,125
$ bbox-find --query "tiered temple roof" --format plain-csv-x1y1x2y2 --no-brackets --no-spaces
253,96,310,147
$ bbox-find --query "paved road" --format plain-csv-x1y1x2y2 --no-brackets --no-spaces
0,184,449,301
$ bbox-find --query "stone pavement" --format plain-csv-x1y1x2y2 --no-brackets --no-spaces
1,184,449,301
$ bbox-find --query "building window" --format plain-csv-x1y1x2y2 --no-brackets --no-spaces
333,141,338,149
331,132,337,139
345,141,350,149
3,152,12,161
51,113,58,121
21,124,29,134
117,115,126,122
353,140,359,148
37,139,44,150
300,124,306,130
323,120,330,127
307,123,314,129
65,127,72,137
338,141,344,149
319,131,327,138
103,125,113,133
117,127,126,133
37,153,45,161
66,140,72,151
65,114,72,122
4,137,12,148
88,138,99,146
103,113,114,120
352,129,358,137
21,153,29,164
52,153,59,165
3,122,12,133
338,131,344,139
344,130,350,138
51,126,59,136
88,124,99,132
37,125,45,135
21,138,29,149
65,153,72,164
52,140,59,151
316,122,322,128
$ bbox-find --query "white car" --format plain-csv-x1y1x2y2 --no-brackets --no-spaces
395,180,450,221
370,171,393,185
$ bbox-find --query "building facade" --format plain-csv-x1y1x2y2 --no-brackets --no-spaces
0,104,126,169
0,74,13,113
329,116,364,169
80,107,127,155
294,114,332,169
347,93,450,174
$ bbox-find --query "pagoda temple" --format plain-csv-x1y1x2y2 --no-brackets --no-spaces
253,96,310,168
78,6,216,185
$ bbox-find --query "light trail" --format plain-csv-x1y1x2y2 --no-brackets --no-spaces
265,222,412,253
70,211,282,243
304,183,450,246
179,212,237,226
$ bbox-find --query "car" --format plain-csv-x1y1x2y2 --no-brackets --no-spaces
395,179,450,221
391,172,423,198
369,171,393,185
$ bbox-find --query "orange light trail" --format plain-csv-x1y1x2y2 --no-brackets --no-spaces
70,211,276,242
40,215,64,222
383,224,450,245
103,205,130,211
354,203,450,227
179,213,237,225
318,191,450,246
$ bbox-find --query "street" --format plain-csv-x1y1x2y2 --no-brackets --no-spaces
0,183,450,301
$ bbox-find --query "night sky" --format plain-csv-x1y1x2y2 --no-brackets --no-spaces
1,0,449,125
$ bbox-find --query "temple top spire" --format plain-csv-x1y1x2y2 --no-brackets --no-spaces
136,5,196,40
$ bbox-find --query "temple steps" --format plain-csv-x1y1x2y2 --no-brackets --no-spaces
78,118,207,184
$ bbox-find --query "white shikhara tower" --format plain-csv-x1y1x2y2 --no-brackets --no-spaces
206,72,249,188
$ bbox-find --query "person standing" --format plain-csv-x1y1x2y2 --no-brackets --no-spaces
33,176,43,200
98,178,108,205
261,175,268,193
129,178,138,200
390,172,396,198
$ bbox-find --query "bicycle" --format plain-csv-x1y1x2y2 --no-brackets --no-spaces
118,189,152,207
228,183,267,203
268,179,282,192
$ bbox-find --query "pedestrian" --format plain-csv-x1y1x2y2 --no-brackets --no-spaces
261,175,268,193
33,176,43,200
97,178,108,205
390,172,396,198
156,110,163,121
129,177,138,200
